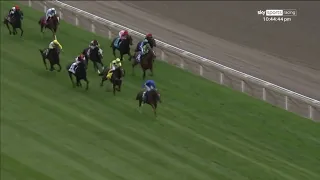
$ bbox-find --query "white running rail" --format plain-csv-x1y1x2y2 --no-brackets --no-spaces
27,0,320,121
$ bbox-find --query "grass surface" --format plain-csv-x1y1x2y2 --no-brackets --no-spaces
1,1,320,180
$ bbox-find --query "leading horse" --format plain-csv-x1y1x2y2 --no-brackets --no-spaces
111,35,133,61
3,10,24,37
39,15,60,39
136,89,161,116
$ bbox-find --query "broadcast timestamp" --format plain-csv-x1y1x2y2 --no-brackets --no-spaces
263,16,292,22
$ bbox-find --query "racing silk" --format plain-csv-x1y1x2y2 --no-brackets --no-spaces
109,60,118,70
49,40,62,50
141,43,150,55
46,8,56,19
9,7,16,16
89,40,99,49
143,80,156,91
119,30,126,39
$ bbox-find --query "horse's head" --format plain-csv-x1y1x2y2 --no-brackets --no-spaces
51,15,60,25
128,35,133,45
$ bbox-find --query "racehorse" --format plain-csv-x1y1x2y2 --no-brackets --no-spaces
136,89,161,116
82,47,104,73
132,48,156,79
99,66,125,95
39,48,61,71
66,61,89,90
39,15,60,39
111,35,133,61
3,10,24,37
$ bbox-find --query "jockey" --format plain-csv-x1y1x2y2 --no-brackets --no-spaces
45,39,62,57
106,58,121,79
8,5,20,18
118,30,129,44
89,39,99,49
136,39,151,62
46,8,56,23
69,54,85,74
142,80,156,102
119,30,129,39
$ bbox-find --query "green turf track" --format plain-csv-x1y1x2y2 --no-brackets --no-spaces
1,1,319,180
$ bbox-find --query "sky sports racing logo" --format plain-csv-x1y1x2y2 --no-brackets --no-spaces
257,9,297,16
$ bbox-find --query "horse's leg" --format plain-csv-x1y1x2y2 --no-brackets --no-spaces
5,21,12,35
39,50,48,70
128,51,132,61
100,77,105,87
113,83,116,95
132,61,137,75
112,45,116,57
150,65,154,76
84,78,89,90
151,104,157,117
49,60,54,71
17,24,24,37
68,72,76,87
142,69,146,80
120,52,123,61
57,63,62,72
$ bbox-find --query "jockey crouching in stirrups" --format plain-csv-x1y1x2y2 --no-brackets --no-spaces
44,39,62,58
142,80,156,103
136,39,150,63
118,30,128,46
89,39,100,49
106,58,122,80
7,5,21,21
45,8,56,24
87,39,100,56
69,54,85,74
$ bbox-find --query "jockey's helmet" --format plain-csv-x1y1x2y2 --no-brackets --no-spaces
79,54,85,60
115,58,121,63
112,60,117,65
146,33,152,38
12,7,16,11
53,40,58,44
123,30,128,36
15,5,20,10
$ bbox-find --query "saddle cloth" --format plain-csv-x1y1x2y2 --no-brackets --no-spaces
113,37,121,48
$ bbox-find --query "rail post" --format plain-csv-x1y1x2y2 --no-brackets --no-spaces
59,8,63,19
199,65,203,76
91,21,95,33
220,72,224,84
262,87,266,101
75,14,79,26
28,0,32,7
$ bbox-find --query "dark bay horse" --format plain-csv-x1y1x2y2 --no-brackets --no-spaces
132,49,156,79
99,67,125,95
82,47,104,73
136,89,161,116
3,10,24,37
39,15,60,39
67,61,89,90
111,35,133,61
39,48,61,71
